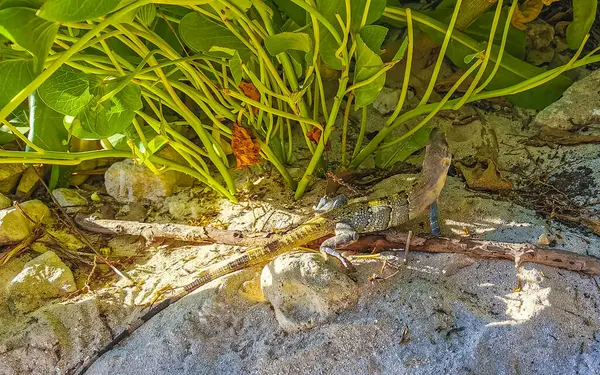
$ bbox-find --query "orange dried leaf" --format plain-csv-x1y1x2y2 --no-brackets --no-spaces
239,81,260,101
239,81,260,115
306,126,322,144
231,123,261,170
511,0,558,30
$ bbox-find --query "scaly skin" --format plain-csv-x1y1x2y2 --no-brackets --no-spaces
76,131,451,375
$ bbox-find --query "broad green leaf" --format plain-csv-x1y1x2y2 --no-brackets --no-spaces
464,8,526,60
153,17,185,55
353,34,385,109
392,37,408,61
75,81,142,139
358,25,388,54
350,0,386,30
107,123,158,151
140,134,168,157
0,0,43,8
179,12,251,62
405,10,572,109
135,4,156,27
287,50,304,77
375,126,432,169
272,0,307,26
209,0,252,20
0,7,57,72
115,0,138,23
0,124,28,145
28,92,69,152
567,0,597,50
38,66,94,117
316,0,345,70
0,60,35,108
229,52,243,85
37,0,121,22
265,32,312,55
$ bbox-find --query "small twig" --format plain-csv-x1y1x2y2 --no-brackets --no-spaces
0,223,46,265
32,168,131,281
305,231,600,276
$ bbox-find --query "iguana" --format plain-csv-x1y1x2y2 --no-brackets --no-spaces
76,129,451,375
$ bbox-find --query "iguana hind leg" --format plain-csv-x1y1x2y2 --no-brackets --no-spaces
320,222,357,273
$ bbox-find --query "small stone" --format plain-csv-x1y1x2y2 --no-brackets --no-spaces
0,192,12,209
52,188,88,213
372,87,400,115
0,164,26,194
261,253,358,333
15,166,43,198
7,251,76,313
104,159,192,203
0,200,53,245
116,202,147,222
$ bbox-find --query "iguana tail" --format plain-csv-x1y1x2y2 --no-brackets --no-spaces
75,244,279,375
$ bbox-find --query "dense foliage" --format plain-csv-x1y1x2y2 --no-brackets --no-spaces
0,0,598,202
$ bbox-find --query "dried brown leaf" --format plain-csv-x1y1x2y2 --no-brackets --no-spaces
456,159,512,191
511,0,559,30
231,123,261,170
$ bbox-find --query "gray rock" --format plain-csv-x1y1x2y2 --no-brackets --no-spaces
116,202,148,222
372,87,400,115
0,199,53,245
7,251,76,313
52,188,88,213
534,69,600,130
0,164,26,194
105,159,191,203
261,253,359,332
0,193,11,209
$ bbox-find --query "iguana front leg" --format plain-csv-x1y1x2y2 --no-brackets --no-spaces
320,222,357,272
429,201,441,236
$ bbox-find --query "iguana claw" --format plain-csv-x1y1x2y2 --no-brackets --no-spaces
319,222,358,278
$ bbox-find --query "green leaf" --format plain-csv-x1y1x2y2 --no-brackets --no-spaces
0,124,28,145
392,37,408,61
135,4,156,27
0,0,43,9
272,0,307,26
411,11,572,109
316,0,345,70
375,126,432,169
179,12,251,62
0,7,58,72
265,32,312,55
0,60,35,108
358,25,388,54
350,0,386,30
353,34,385,109
567,0,597,50
37,0,121,22
464,8,526,60
152,17,185,55
208,0,252,20
229,52,243,85
75,81,142,139
106,122,157,151
140,134,168,156
28,92,69,152
38,66,94,116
